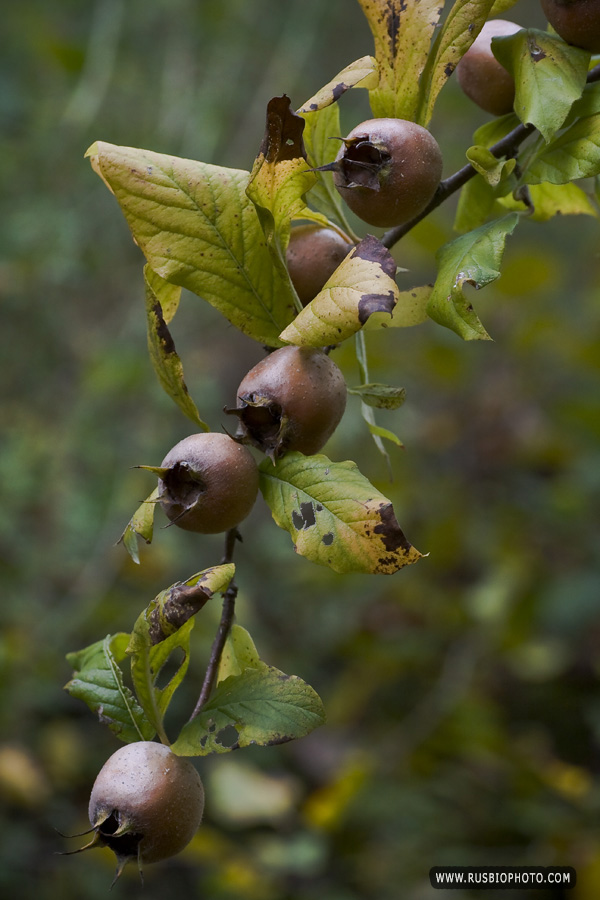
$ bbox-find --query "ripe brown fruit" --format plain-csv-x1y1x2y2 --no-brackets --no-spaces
455,19,522,116
158,432,259,533
332,118,443,228
88,742,204,872
286,225,353,305
541,0,600,53
228,346,347,460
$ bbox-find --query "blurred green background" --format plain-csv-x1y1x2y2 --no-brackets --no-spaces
2,1,600,898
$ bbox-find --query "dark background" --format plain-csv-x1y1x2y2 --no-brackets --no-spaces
2,1,600,898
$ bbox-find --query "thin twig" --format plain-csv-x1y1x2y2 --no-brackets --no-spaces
381,61,600,251
189,527,241,720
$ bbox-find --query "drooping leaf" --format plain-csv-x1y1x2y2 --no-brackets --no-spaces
366,422,404,447
417,0,496,126
348,383,406,410
217,625,262,684
492,29,590,142
144,266,209,430
300,103,356,233
172,665,326,756
521,114,600,185
118,488,159,565
497,181,598,221
357,0,442,121
246,96,317,294
427,214,520,340
86,142,296,346
65,634,155,743
259,451,423,575
364,284,432,329
279,235,398,346
298,56,379,113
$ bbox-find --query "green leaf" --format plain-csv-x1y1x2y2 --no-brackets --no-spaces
259,451,423,574
427,214,520,341
357,0,442,121
118,488,159,565
492,29,590,142
473,112,521,149
217,625,262,684
454,175,497,233
364,284,432,329
497,181,598,221
348,383,406,410
522,114,600,185
417,0,496,126
65,634,155,743
246,96,317,302
466,146,516,187
86,141,296,347
279,235,398,346
565,82,600,126
366,422,404,447
172,665,326,756
144,266,209,430
297,56,378,113
300,103,356,234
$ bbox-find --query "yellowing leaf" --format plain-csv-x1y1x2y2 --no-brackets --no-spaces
466,146,516,187
279,235,398,346
119,488,159,565
358,0,442,121
297,56,379,113
86,141,296,346
259,452,423,575
365,284,432,329
497,181,598,221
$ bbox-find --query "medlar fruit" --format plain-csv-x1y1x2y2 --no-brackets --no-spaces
455,19,522,116
158,432,259,533
332,118,443,228
540,0,600,53
286,224,353,305
227,346,347,460
87,742,204,876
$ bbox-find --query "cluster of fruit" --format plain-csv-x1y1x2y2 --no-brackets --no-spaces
75,0,600,881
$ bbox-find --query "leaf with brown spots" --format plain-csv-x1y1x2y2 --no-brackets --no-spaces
279,235,399,346
297,56,379,113
144,266,209,430
357,0,442,121
259,452,423,575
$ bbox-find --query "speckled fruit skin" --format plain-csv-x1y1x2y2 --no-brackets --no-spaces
456,20,522,116
89,742,204,864
541,0,600,52
286,225,353,306
333,118,443,228
234,346,347,458
158,432,259,533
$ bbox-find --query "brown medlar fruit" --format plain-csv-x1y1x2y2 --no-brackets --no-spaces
286,224,353,305
541,0,600,53
455,20,522,116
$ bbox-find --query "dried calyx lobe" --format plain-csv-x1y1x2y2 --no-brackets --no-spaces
227,346,347,461
335,133,391,191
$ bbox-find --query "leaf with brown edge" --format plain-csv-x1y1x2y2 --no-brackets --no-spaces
246,96,317,289
144,266,209,430
259,452,423,575
297,56,379,113
357,0,442,121
279,235,398,347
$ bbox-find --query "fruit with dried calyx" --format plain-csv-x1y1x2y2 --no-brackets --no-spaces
157,432,259,533
332,118,443,228
455,19,522,116
540,0,600,52
227,346,347,460
286,224,353,305
74,742,204,881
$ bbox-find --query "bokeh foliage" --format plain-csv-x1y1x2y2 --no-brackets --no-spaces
2,1,600,898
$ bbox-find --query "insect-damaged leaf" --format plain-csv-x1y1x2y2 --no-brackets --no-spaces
246,96,317,291
357,0,442,121
118,488,159,565
297,56,379,113
279,235,398,346
65,634,155,743
427,213,520,341
144,266,209,430
86,141,296,347
172,664,326,756
259,452,423,575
